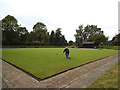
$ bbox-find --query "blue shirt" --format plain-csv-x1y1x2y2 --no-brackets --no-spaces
63,48,69,54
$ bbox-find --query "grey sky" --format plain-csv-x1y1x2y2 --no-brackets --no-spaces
0,0,119,41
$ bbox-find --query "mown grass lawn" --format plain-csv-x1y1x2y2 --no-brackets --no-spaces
1,48,118,79
88,62,119,88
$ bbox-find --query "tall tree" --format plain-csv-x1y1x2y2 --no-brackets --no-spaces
28,31,36,44
54,28,67,46
54,28,63,45
74,25,84,46
49,30,55,45
17,27,29,44
54,28,62,45
2,15,19,44
84,25,103,38
111,33,120,46
60,35,67,46
74,25,104,46
87,34,108,46
33,22,49,44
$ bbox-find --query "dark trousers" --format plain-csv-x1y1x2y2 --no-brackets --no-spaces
65,53,70,59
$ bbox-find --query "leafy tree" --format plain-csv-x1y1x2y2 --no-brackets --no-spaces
112,40,118,46
49,30,55,45
60,35,67,46
54,28,67,46
17,27,29,44
28,31,36,44
44,32,49,45
87,34,108,46
33,22,49,44
69,40,74,46
54,28,62,45
111,33,120,46
2,15,68,46
74,25,104,46
74,25,84,46
117,33,120,46
2,15,19,44
84,25,103,38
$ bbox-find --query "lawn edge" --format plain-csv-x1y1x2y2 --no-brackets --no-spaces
1,58,42,81
1,54,118,82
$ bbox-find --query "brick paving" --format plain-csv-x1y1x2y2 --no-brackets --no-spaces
1,54,119,88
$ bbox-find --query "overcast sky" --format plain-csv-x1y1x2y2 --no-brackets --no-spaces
0,0,119,41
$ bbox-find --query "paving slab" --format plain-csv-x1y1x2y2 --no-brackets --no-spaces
64,57,118,88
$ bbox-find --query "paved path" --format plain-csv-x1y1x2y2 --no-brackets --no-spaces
65,56,118,88
1,54,119,88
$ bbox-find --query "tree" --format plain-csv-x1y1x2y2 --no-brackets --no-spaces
28,31,36,44
17,27,29,44
87,34,108,46
44,32,49,45
54,28,67,46
2,15,68,46
74,25,84,46
69,40,74,46
2,15,19,44
49,30,55,45
74,25,104,46
111,33,120,46
54,28,62,45
60,35,67,46
33,22,49,44
84,25,103,38
117,33,120,46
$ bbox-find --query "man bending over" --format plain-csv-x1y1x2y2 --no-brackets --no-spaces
63,47,71,59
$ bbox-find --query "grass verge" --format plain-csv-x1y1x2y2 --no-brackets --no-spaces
88,62,119,88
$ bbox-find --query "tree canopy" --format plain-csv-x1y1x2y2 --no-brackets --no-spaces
87,34,108,46
74,25,104,46
2,15,117,47
32,22,49,44
2,15,29,45
111,33,120,46
2,15,67,46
